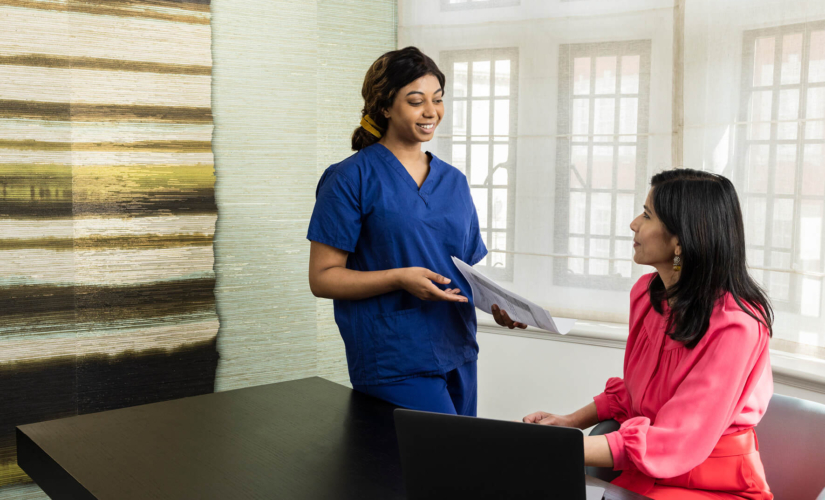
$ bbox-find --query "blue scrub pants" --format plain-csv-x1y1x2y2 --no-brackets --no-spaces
353,360,477,416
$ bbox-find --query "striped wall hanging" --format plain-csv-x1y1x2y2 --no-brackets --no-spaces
0,0,218,488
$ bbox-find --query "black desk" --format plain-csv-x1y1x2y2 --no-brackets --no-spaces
17,377,651,499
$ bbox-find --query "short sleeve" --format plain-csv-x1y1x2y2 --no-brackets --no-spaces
307,168,361,253
465,201,488,266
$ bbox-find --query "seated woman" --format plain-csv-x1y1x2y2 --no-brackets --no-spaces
496,169,774,499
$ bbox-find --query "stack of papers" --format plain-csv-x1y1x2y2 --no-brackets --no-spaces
451,256,576,335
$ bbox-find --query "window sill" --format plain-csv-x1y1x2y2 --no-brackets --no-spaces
477,317,825,395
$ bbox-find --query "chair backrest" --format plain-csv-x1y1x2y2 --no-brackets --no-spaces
587,393,825,498
756,393,825,500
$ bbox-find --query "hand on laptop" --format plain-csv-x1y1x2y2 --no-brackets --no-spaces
522,411,573,427
491,304,527,329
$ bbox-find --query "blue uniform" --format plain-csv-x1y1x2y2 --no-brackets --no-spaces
307,143,486,415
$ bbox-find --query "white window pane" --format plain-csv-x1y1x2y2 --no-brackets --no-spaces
493,232,506,250
569,192,586,234
769,252,791,300
621,55,640,94
802,144,825,196
572,99,589,136
453,62,468,98
453,100,467,137
472,187,488,228
594,56,617,95
493,144,508,184
772,198,794,248
749,248,765,285
810,31,825,83
494,100,509,137
746,197,767,246
799,200,822,273
472,61,490,97
570,145,588,189
617,146,636,190
746,145,770,194
470,144,489,185
777,89,799,140
471,100,490,138
749,91,772,141
573,57,591,95
775,145,796,195
616,193,635,236
589,238,610,275
494,60,510,97
492,241,506,268
753,37,775,87
619,98,638,138
452,144,467,175
801,278,821,317
590,192,612,236
568,237,585,274
806,87,825,140
614,239,632,277
594,98,615,138
492,188,507,229
592,146,613,189
780,33,803,85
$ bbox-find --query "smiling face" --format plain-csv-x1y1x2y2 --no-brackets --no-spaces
382,74,444,143
630,188,681,269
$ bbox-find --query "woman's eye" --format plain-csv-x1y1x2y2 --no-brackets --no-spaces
409,101,423,106
435,100,443,104
643,213,650,219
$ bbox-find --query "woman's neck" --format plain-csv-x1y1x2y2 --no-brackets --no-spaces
379,131,424,165
655,264,680,305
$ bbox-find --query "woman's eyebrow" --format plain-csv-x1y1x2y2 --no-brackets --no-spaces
405,88,444,97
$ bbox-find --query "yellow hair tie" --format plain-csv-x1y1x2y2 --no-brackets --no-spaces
360,115,384,139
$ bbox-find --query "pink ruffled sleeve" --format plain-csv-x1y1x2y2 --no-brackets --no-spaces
603,317,770,478
593,377,633,423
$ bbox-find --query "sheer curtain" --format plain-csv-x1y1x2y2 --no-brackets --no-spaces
399,0,825,359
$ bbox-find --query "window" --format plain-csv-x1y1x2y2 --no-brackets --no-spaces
441,0,520,11
554,41,652,289
737,22,825,316
440,48,519,281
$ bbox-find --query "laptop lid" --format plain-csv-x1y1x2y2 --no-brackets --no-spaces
394,409,586,500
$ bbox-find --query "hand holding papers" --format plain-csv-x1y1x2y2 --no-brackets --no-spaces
451,256,576,335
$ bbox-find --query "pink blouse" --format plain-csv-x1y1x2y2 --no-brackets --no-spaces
593,273,773,478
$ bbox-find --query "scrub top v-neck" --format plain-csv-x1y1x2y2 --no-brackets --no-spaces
307,142,487,385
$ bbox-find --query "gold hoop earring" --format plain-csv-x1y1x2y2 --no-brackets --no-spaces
673,255,682,272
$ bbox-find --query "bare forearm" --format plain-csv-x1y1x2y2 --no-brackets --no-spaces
584,435,614,468
568,402,600,430
310,266,400,301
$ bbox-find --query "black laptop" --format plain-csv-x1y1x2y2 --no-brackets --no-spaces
394,408,589,499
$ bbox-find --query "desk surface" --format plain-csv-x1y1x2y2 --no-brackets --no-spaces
17,377,651,499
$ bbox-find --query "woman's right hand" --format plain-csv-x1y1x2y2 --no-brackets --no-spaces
522,411,575,427
394,267,468,303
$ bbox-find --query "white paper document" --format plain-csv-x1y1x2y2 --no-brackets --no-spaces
451,256,576,335
586,485,606,500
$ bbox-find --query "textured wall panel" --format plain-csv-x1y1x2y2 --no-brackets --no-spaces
0,0,217,497
212,0,397,391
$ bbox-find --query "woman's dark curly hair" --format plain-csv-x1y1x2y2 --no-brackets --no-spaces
352,46,446,151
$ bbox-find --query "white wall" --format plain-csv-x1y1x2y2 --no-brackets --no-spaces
476,330,825,423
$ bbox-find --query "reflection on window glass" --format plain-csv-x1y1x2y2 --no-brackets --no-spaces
753,37,775,87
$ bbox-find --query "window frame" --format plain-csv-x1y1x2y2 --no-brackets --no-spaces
736,21,825,315
439,48,519,281
440,0,520,12
553,40,653,291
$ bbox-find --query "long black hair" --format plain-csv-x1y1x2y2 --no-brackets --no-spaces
352,46,446,151
648,169,773,348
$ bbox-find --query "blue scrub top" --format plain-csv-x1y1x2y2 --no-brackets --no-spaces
307,143,487,385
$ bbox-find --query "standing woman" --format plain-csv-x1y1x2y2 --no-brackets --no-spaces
506,169,774,499
307,47,487,416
